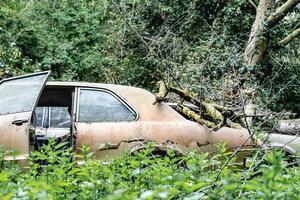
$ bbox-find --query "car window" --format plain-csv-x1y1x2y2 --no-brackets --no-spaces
0,73,49,115
78,89,136,122
49,107,71,128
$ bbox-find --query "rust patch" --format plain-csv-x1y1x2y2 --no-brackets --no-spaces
96,137,145,151
196,141,210,147
0,112,31,157
129,141,186,157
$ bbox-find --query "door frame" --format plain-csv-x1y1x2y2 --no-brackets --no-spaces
0,71,51,162
73,86,140,158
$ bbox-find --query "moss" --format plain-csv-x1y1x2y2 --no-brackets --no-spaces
154,81,168,104
178,105,216,128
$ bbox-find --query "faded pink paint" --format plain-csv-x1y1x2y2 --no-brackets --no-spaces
0,80,254,164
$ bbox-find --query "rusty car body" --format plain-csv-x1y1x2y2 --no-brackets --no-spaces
1,71,295,165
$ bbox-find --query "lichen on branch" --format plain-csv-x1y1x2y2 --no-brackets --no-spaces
154,81,244,130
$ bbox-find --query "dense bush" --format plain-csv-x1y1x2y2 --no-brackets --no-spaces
0,1,299,199
0,0,299,113
0,142,299,199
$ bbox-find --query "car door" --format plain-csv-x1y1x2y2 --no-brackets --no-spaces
0,71,50,160
75,87,141,159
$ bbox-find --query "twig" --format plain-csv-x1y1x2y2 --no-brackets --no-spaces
247,0,257,9
112,1,186,89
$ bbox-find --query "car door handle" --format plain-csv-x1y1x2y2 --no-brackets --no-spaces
12,119,29,126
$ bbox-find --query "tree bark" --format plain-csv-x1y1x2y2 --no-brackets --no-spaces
153,81,168,104
276,119,300,135
244,0,274,66
0,69,4,80
177,105,217,128
244,0,300,66
154,82,231,129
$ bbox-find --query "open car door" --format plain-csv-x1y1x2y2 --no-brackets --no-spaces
0,71,50,161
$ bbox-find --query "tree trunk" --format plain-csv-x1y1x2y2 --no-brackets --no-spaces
244,0,300,66
244,0,274,66
276,119,300,135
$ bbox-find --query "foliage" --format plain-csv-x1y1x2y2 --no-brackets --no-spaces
0,1,299,199
0,142,299,199
0,0,299,114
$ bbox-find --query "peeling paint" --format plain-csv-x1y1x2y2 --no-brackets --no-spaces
196,141,210,147
71,80,254,160
96,138,145,151
0,112,31,158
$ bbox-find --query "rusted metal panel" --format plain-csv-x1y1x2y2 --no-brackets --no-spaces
75,120,253,160
75,122,141,152
0,112,31,159
0,71,50,162
69,81,254,160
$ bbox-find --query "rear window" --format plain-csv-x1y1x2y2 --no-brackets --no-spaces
78,89,136,122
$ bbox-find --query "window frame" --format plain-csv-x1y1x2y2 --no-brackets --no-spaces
35,106,72,129
76,87,138,123
0,71,50,116
36,107,47,128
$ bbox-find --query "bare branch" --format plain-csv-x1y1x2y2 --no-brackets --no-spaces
153,81,168,105
267,0,300,28
278,27,300,45
247,0,257,9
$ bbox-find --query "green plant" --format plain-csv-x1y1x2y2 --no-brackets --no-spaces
0,142,299,199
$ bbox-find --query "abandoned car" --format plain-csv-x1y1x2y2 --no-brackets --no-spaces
0,71,298,164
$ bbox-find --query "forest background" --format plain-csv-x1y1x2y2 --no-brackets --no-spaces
1,0,299,114
0,0,300,199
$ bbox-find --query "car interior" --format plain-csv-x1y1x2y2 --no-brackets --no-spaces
34,86,75,150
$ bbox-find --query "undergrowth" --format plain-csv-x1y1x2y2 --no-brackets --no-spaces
0,141,299,199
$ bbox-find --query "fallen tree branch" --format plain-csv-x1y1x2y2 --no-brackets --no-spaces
226,118,244,129
0,69,4,80
276,118,300,134
177,105,217,128
166,83,224,128
153,81,168,105
154,81,232,130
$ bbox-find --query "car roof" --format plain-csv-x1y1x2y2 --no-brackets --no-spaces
47,81,130,89
46,81,186,122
